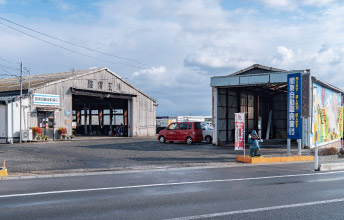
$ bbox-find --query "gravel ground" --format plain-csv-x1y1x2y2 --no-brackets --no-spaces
0,136,314,175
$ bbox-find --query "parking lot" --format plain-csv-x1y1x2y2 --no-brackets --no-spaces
0,136,312,176
0,136,240,175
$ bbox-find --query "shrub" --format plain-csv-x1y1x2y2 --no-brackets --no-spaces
36,134,44,140
32,126,42,134
58,127,67,134
319,147,338,156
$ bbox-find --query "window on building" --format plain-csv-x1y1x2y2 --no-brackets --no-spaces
80,109,90,125
108,83,112,92
91,110,99,124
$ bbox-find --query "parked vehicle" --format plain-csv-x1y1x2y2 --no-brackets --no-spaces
202,125,213,144
158,122,203,144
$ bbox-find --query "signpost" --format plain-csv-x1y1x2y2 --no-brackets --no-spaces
235,113,245,156
287,73,302,155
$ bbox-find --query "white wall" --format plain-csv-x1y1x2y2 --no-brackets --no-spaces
0,98,30,143
0,105,6,144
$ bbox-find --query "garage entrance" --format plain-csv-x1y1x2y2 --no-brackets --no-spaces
211,64,301,145
71,88,135,136
216,84,287,144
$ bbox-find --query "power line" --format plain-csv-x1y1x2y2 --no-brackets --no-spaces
0,16,148,67
0,55,19,65
0,73,19,77
0,17,148,69
0,64,20,72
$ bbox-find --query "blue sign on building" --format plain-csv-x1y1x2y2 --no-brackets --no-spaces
287,73,302,139
33,93,60,106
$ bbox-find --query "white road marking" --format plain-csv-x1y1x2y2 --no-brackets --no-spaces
164,198,344,220
1,170,344,198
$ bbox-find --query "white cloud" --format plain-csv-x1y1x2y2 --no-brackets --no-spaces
2,0,344,115
259,0,296,9
258,0,336,10
185,48,255,70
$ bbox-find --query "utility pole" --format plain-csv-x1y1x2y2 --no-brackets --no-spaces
19,62,23,143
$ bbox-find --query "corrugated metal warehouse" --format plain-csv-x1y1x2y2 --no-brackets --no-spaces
0,68,157,143
211,64,344,150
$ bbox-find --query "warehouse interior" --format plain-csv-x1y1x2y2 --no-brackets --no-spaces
216,83,288,144
71,88,135,136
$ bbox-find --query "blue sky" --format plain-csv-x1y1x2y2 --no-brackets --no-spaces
1,0,344,116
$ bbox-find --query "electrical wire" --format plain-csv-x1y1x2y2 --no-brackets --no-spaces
0,64,20,72
0,19,147,69
0,16,148,67
0,55,19,65
0,73,18,77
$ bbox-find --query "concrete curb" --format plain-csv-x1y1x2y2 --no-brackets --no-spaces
237,155,314,163
319,162,344,171
2,161,313,180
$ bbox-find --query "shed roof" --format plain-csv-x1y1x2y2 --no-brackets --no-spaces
0,68,157,103
211,64,344,94
228,64,285,76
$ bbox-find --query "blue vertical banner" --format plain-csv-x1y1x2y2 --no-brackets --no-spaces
287,73,302,139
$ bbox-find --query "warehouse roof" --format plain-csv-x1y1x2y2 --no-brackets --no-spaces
0,68,156,103
211,64,344,94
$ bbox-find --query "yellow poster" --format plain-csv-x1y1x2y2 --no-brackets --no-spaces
338,107,344,138
320,108,328,139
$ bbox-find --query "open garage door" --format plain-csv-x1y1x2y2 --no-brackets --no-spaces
71,88,135,137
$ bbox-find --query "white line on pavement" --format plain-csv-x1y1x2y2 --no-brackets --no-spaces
163,198,344,220
1,170,344,198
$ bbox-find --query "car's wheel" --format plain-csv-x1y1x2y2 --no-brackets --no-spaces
159,136,166,143
186,137,193,145
205,136,212,144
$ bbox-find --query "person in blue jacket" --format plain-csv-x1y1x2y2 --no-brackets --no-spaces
248,130,263,157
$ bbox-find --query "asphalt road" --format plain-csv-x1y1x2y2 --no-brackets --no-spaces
1,162,344,220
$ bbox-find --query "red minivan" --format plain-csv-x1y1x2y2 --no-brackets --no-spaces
158,122,203,144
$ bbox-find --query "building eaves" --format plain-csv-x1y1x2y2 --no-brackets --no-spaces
312,77,344,94
0,68,158,104
105,68,157,103
211,70,305,87
228,64,285,77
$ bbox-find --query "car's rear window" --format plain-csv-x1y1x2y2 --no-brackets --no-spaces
194,122,202,130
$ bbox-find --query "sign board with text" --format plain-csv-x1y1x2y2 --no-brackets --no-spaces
287,73,302,139
33,93,60,106
235,113,245,150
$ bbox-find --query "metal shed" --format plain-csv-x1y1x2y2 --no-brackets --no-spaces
0,68,157,143
211,64,344,151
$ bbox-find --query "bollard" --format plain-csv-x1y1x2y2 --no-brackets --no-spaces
0,160,7,178
314,142,319,171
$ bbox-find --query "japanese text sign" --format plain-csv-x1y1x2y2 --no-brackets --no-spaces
287,73,302,139
235,113,245,150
